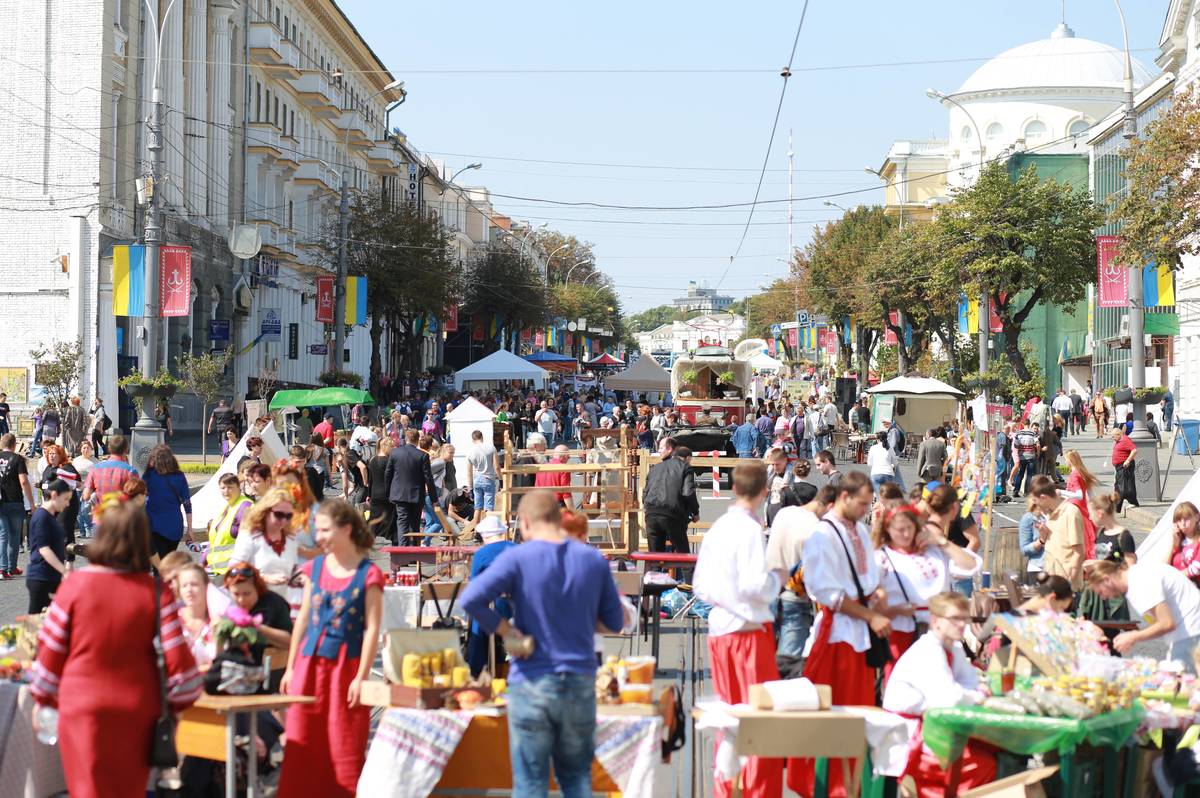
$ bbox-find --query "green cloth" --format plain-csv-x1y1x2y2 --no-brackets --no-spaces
1144,312,1180,336
922,704,1144,768
267,387,376,411
1077,587,1130,622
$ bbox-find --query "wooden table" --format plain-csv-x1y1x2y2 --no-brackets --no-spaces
176,693,314,798
380,545,478,572
691,707,868,798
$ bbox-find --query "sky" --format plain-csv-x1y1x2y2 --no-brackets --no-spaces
338,0,1166,313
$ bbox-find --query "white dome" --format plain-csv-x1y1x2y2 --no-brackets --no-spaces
954,24,1155,96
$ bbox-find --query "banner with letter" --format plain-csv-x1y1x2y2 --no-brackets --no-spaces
1097,235,1127,308
315,276,335,323
159,245,192,317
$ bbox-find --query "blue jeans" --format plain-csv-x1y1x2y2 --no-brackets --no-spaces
996,456,1012,494
777,598,814,660
473,475,497,511
871,474,896,495
508,672,596,798
0,501,25,572
422,496,442,546
952,577,974,599
1012,459,1036,495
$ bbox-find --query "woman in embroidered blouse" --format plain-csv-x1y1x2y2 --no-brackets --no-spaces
873,504,981,681
278,498,383,798
1062,450,1099,560
30,499,202,798
176,561,217,668
231,487,300,594
1166,501,1200,581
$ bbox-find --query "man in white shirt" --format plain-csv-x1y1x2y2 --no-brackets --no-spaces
788,470,889,798
767,485,836,663
1089,559,1200,668
693,461,785,798
883,592,996,796
1051,389,1074,437
534,400,559,447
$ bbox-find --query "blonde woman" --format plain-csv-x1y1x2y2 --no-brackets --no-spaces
231,487,300,594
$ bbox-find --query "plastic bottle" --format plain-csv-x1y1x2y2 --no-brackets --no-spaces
35,705,58,746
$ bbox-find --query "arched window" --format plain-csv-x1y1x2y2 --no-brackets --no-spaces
985,122,1004,145
1024,120,1049,144
961,125,973,142
1068,119,1091,137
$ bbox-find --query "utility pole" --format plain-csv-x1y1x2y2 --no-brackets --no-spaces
331,171,350,374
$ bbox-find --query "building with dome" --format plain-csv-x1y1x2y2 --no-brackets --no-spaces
872,20,1159,398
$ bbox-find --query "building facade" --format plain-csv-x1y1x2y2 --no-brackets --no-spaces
672,281,733,315
637,314,746,363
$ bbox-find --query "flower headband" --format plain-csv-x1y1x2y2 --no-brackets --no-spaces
884,504,921,525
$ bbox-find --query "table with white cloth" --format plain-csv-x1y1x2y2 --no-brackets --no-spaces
382,586,469,630
0,682,67,798
357,706,661,798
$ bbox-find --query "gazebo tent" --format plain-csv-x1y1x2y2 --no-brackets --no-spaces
606,356,670,393
455,349,549,391
749,352,784,372
584,353,625,368
524,350,578,374
866,376,964,435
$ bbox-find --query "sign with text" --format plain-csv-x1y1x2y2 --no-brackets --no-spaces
444,304,459,333
315,276,335,323
208,319,231,342
287,323,299,360
1097,235,1128,308
260,307,282,342
308,344,328,356
159,245,192,317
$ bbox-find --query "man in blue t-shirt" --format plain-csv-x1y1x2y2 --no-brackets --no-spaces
461,490,624,798
27,479,71,613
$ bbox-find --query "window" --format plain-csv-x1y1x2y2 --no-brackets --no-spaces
1023,119,1048,144
255,81,261,121
985,122,1004,144
283,15,289,38
961,125,973,142
1068,119,1091,137
273,96,279,127
289,109,295,138
288,200,294,229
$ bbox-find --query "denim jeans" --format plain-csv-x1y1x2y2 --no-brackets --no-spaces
473,475,497,511
1012,459,1037,495
508,672,596,798
870,474,896,495
0,501,25,572
422,496,443,546
777,598,814,660
1171,634,1200,672
996,456,1012,494
952,577,974,598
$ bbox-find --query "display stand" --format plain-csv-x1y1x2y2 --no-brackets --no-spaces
991,614,1065,678
1161,425,1197,500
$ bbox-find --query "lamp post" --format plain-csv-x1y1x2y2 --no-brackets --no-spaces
822,200,847,212
563,260,592,284
444,162,482,190
543,243,571,281
928,87,990,392
331,78,405,373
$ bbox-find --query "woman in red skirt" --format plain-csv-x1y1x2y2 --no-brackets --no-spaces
278,498,384,797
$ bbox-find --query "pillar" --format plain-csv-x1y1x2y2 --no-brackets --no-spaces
184,0,207,216
209,2,236,226
161,0,185,212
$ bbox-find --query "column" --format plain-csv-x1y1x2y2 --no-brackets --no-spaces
161,0,185,212
184,0,207,216
209,2,236,227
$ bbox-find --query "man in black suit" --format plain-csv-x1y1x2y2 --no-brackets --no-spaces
384,428,438,545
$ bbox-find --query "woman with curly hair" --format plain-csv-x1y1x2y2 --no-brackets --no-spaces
232,487,300,595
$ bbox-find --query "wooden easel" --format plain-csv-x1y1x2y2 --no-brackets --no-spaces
1161,424,1197,500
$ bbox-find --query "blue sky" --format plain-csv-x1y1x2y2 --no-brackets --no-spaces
339,0,1165,312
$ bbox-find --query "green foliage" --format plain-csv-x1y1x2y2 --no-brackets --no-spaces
626,304,678,333
717,370,736,385
180,463,220,475
964,340,1045,405
530,230,596,284
30,339,83,407
176,351,231,405
464,246,551,351
118,371,182,412
1112,84,1200,270
318,369,362,388
680,369,698,385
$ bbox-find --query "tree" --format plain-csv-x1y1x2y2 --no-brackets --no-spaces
1112,84,1200,271
743,278,803,341
29,339,82,407
463,246,551,353
530,230,596,284
626,304,679,333
176,350,232,464
552,280,624,354
930,163,1103,383
323,193,461,396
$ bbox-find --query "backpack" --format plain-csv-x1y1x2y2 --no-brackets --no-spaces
892,425,906,453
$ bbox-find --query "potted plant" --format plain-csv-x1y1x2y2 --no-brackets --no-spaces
118,372,182,414
1134,386,1165,404
1111,387,1134,405
717,370,739,398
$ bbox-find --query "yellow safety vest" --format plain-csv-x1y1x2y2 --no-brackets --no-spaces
207,496,252,576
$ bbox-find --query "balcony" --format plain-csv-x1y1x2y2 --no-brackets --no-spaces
248,22,284,68
295,159,340,191
333,109,371,149
366,140,401,170
245,122,281,159
292,72,339,118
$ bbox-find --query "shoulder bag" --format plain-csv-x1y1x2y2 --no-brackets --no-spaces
151,573,179,768
882,547,929,638
823,520,892,668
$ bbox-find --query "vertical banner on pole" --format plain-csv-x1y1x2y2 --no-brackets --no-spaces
113,245,146,317
315,276,335,323
711,451,720,498
159,245,192,317
444,304,459,332
1096,235,1128,308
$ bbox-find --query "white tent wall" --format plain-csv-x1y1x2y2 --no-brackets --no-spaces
190,421,287,530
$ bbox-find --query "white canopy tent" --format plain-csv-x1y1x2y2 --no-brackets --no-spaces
749,352,784,372
453,349,549,392
446,397,497,478
605,356,671,393
867,376,964,435
867,376,964,398
190,421,288,530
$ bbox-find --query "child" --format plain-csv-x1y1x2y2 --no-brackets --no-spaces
278,499,384,797
883,591,996,797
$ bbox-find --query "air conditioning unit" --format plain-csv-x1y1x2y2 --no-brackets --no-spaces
1118,315,1130,338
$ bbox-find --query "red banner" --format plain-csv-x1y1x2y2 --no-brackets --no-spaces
768,338,776,356
885,311,899,345
315,276,335,323
565,333,574,349
520,328,532,342
534,330,545,347
822,328,838,355
1097,235,1127,308
472,317,485,341
787,329,798,349
159,245,192,317
444,304,458,332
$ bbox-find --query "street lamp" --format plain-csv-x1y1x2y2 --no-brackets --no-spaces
439,162,481,195
520,222,548,248
331,78,405,372
926,88,985,172
822,200,847,212
581,271,605,286
543,243,571,280
563,260,592,284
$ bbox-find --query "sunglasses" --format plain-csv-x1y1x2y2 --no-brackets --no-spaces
228,566,256,579
270,509,295,522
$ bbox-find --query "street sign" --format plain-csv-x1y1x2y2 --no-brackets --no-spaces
770,323,782,338
308,344,328,355
260,307,282,342
287,323,299,360
796,311,811,327
209,319,231,342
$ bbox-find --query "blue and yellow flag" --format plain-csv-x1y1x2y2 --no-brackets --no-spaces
1143,262,1174,308
343,276,368,325
113,245,145,316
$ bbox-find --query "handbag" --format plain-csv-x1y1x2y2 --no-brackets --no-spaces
151,573,179,768
882,548,929,638
824,521,892,668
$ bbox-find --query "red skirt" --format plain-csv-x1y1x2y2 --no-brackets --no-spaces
277,651,370,798
708,626,783,798
883,628,917,686
787,611,876,798
904,719,996,798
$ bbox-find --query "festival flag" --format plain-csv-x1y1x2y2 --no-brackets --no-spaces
159,245,192,317
112,244,145,316
472,317,485,341
1143,262,1175,308
1096,235,1127,308
315,276,335,323
444,304,459,332
343,276,367,325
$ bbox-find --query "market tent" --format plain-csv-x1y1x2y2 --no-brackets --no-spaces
269,389,314,410
446,397,496,477
585,353,625,367
606,356,670,392
190,421,287,530
867,376,963,434
749,352,784,372
455,349,549,391
1139,466,1200,562
524,350,578,374
867,376,964,397
267,386,374,410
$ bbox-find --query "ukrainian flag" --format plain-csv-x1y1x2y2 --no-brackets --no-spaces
957,295,980,335
113,245,146,316
343,276,367,325
1143,262,1175,308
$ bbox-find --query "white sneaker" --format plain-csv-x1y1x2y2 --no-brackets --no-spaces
1153,756,1175,798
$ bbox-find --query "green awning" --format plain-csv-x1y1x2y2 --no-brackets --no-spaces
1145,312,1180,336
267,387,375,410
268,389,316,411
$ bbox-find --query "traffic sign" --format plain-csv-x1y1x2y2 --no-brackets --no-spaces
770,323,782,338
308,344,328,355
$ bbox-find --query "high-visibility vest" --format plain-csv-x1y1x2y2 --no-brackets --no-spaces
207,496,252,576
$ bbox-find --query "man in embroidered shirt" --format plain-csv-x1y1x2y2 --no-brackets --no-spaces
883,591,995,797
789,470,890,798
693,460,786,798
80,435,139,505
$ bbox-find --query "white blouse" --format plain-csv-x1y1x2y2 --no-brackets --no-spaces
230,532,299,594
875,545,981,632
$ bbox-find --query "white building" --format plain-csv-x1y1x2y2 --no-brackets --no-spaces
637,314,746,358
672,281,733,315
